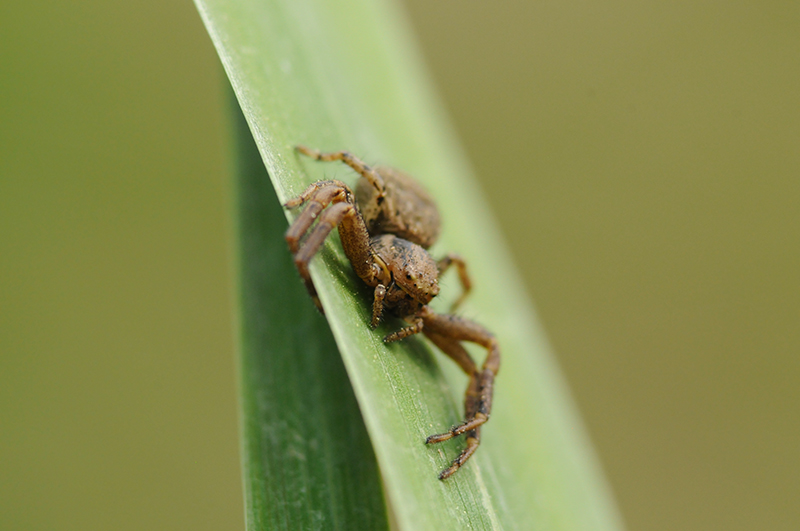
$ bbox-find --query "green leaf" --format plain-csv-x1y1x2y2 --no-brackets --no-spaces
196,0,626,529
230,101,388,530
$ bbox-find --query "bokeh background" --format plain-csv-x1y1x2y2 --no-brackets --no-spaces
1,1,797,530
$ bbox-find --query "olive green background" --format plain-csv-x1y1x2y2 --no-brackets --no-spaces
1,1,797,530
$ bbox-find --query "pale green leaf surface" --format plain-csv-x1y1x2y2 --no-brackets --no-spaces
196,0,626,529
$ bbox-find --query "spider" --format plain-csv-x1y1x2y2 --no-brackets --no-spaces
284,145,500,480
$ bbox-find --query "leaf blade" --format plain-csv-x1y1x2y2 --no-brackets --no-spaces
197,0,626,529
231,94,389,530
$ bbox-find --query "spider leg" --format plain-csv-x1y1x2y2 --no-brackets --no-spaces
296,145,385,194
423,330,478,378
436,254,472,312
284,181,351,254
284,181,356,309
383,317,423,342
288,201,360,310
437,430,481,480
284,179,349,208
423,332,483,479
418,307,500,479
371,284,386,329
285,174,379,313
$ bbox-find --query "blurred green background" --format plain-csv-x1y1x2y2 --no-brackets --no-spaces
1,1,797,530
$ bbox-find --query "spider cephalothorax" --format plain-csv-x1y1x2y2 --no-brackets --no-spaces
284,145,499,479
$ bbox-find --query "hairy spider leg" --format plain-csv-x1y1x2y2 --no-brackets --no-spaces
383,317,424,342
284,181,356,309
291,203,352,310
423,331,483,480
370,284,387,329
437,253,472,312
285,183,376,311
382,306,500,479
296,145,386,196
284,180,351,253
420,308,499,437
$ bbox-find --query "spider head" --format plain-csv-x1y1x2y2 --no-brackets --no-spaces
370,234,440,315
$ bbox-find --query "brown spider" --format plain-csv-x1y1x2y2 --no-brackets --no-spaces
284,145,500,480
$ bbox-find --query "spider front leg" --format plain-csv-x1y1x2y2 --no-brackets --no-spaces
423,330,483,479
287,202,355,310
370,284,387,329
419,307,500,479
285,180,352,253
382,306,500,479
284,181,375,312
